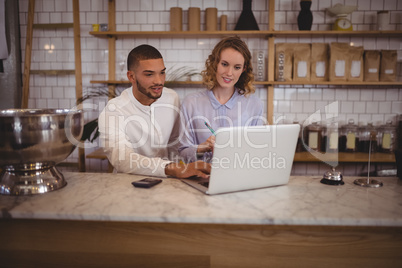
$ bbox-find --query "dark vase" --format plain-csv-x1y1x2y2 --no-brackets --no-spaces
235,0,259,30
297,0,313,31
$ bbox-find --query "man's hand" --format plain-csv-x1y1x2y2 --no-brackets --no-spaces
197,135,215,154
165,161,211,179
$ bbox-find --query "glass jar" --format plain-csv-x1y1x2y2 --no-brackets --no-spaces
378,120,397,153
339,119,359,152
305,121,323,152
323,120,339,153
358,122,378,153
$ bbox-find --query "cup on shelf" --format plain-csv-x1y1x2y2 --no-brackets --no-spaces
92,24,100,31
100,24,108,31
377,11,390,30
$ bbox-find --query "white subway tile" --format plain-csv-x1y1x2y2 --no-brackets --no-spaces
386,88,399,100
135,12,147,24
347,90,360,101
297,88,310,100
366,101,379,113
340,101,353,113
358,0,371,10
148,12,160,23
278,100,290,113
391,101,402,113
379,101,392,113
91,0,103,12
290,101,303,113
302,101,315,113
116,0,128,11
141,0,152,11
371,0,384,10
86,12,98,24
353,101,366,113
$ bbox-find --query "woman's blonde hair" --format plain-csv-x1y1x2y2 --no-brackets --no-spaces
202,36,255,96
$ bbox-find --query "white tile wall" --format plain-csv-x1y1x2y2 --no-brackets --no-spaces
18,0,402,173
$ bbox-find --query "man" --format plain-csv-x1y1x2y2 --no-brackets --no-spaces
98,44,210,178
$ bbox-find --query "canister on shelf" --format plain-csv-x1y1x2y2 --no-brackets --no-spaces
188,7,200,31
170,7,183,31
339,119,359,152
220,15,227,31
305,121,323,152
378,120,397,153
358,122,377,153
205,8,218,31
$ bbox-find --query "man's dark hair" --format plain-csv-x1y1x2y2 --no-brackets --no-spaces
127,44,163,71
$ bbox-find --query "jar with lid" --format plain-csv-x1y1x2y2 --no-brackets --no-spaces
293,119,304,152
378,120,397,153
323,120,339,153
339,119,359,152
358,122,378,153
305,121,323,152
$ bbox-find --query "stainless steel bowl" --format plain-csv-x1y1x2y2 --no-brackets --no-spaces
0,109,83,195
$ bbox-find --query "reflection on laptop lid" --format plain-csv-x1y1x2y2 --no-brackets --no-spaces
181,124,300,195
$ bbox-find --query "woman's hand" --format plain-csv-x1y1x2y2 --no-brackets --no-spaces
196,135,216,154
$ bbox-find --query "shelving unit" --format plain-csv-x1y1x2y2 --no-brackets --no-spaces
22,0,86,171
89,0,399,164
294,152,395,163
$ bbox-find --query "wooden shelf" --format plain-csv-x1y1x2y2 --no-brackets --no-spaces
272,30,402,37
90,79,402,86
89,30,402,38
89,30,269,38
90,80,272,85
294,152,395,163
272,81,402,86
30,70,75,75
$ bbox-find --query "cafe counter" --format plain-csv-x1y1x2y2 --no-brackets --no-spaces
1,172,401,267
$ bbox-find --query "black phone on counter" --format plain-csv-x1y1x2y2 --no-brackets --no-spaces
132,178,162,188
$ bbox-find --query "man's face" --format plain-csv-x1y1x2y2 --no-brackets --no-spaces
128,58,166,106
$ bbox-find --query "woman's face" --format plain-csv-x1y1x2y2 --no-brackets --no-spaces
215,48,245,90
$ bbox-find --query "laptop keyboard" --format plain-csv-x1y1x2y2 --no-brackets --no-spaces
199,181,209,188
187,175,210,188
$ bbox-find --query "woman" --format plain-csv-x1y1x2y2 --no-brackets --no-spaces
179,36,264,163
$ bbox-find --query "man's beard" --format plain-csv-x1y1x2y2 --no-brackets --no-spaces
136,80,163,100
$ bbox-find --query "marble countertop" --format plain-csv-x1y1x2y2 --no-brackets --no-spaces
1,172,402,227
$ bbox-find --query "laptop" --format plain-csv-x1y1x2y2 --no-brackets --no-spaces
181,124,300,195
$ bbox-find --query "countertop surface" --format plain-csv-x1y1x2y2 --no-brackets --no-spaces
1,172,402,227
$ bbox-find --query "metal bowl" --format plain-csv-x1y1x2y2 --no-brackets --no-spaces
0,109,83,195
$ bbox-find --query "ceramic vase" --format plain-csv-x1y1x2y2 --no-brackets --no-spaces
235,0,259,30
297,0,313,31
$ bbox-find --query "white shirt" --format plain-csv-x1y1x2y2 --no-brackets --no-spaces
98,87,181,177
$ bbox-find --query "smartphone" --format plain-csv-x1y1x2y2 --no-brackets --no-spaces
131,178,162,188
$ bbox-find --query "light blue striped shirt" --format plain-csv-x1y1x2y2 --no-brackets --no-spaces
179,89,264,162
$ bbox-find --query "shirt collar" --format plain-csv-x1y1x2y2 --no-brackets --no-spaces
128,87,151,113
207,89,240,110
